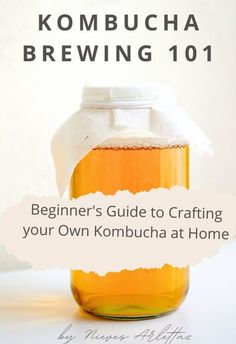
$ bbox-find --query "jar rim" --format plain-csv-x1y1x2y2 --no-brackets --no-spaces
81,84,174,109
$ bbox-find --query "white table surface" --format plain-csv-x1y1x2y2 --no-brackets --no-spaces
0,241,236,344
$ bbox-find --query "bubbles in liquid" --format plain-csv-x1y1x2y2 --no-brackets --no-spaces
96,144,187,150
96,139,188,151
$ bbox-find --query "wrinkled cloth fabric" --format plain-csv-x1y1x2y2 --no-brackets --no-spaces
52,85,212,195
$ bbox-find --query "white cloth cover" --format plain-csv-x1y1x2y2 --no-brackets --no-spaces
51,85,212,195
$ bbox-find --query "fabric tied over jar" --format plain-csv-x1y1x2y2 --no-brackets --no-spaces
51,85,212,196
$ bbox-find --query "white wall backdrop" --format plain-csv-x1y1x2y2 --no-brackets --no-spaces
0,0,235,270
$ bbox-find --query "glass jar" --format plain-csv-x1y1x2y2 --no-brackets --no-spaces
70,119,189,318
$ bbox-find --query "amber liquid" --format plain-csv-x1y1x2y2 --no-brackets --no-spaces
70,145,189,319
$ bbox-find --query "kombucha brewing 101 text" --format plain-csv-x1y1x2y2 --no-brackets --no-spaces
23,13,212,62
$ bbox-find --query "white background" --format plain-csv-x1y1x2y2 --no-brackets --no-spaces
0,1,236,343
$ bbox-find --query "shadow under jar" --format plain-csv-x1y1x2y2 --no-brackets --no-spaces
70,142,189,319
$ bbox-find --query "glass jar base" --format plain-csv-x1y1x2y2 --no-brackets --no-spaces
72,288,188,321
71,268,189,321
82,306,177,321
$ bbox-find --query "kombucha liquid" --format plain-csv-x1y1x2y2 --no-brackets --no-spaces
70,145,189,318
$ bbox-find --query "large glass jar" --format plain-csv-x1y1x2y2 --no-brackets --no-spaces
70,129,189,318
